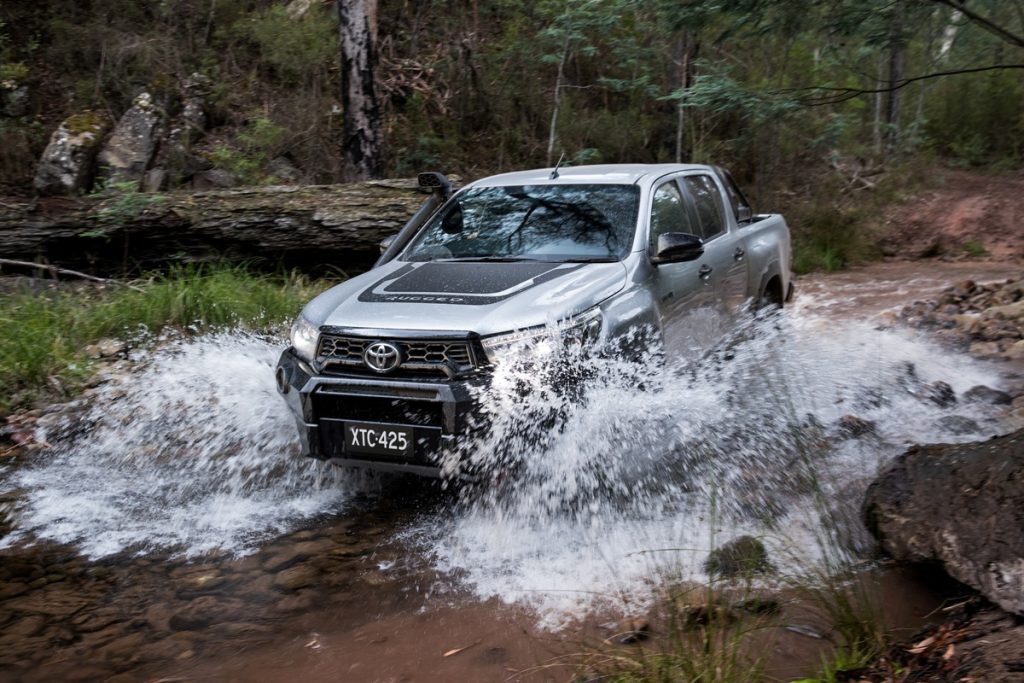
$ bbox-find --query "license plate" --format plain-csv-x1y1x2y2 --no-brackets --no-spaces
343,421,414,457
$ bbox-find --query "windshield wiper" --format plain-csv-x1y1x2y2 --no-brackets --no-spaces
432,256,545,263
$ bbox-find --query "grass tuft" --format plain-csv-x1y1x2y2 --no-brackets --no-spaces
0,263,331,412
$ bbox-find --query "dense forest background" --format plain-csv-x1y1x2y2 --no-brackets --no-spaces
1,0,1023,265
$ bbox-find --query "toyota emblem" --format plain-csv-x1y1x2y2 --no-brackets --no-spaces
363,341,402,373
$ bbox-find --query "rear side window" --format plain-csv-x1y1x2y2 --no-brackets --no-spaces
649,181,700,250
683,175,726,240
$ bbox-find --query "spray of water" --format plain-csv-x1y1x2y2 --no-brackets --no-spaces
1,332,349,558
0,300,1012,629
416,306,1011,627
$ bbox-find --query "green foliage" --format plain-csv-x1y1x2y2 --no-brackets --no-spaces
963,240,988,257
791,204,875,274
207,116,287,184
0,61,28,83
90,180,166,229
0,264,330,413
233,4,335,83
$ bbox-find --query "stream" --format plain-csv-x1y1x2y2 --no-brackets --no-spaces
0,260,1021,682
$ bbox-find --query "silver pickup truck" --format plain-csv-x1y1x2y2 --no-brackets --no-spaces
275,164,792,478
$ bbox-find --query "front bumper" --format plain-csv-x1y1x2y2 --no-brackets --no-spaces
275,348,481,478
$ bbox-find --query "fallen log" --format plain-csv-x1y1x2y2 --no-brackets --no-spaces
0,179,429,273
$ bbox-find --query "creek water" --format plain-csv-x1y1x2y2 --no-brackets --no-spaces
0,260,1020,681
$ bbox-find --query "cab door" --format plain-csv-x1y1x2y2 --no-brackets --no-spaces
648,178,717,360
680,173,749,314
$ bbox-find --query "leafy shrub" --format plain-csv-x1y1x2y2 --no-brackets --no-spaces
206,116,287,184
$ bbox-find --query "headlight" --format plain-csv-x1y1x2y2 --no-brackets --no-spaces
290,315,320,363
481,307,603,364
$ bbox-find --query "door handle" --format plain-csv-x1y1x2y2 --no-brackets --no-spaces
699,264,713,280
733,247,745,261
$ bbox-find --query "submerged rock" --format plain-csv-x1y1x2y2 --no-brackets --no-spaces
863,429,1024,616
920,380,956,407
933,415,981,435
836,414,876,439
963,385,1012,406
33,112,112,195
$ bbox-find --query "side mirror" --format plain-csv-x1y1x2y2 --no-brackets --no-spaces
379,234,397,254
736,205,753,224
653,232,704,264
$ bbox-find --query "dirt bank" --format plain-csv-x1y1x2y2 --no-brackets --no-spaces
878,169,1024,261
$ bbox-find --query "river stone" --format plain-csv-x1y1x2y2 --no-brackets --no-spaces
835,414,876,438
33,112,112,195
6,589,92,617
863,429,1024,616
963,385,1013,406
97,92,163,186
704,535,772,578
0,581,29,600
920,380,956,407
275,591,317,612
934,415,981,435
168,595,244,631
7,614,46,637
273,564,320,591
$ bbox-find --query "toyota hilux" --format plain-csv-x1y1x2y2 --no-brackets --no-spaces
275,164,793,478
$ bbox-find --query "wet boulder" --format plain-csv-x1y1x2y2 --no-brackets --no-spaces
33,112,112,195
704,535,772,579
835,414,876,439
97,92,164,187
963,385,1012,406
863,429,1024,616
920,380,956,407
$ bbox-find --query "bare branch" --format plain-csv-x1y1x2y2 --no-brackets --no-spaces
776,63,1024,106
928,0,1024,49
0,258,146,291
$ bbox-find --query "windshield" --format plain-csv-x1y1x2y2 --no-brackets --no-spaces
401,184,640,263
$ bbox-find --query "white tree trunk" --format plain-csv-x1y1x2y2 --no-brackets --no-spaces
546,37,570,167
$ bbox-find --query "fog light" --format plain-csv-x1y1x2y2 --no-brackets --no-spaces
275,366,290,394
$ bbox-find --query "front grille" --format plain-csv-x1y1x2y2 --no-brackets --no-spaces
316,334,477,378
313,392,444,428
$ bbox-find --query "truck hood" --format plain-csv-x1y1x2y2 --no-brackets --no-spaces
302,259,628,336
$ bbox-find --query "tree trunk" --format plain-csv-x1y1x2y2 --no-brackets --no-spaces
872,53,885,157
674,31,694,164
338,0,383,181
0,180,429,274
546,37,570,167
885,0,907,153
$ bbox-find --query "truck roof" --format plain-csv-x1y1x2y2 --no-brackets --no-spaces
468,163,714,188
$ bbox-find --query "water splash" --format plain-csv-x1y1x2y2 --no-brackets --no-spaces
417,306,1012,627
1,332,349,558
0,297,1013,629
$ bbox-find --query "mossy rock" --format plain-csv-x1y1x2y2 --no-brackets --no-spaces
64,111,111,136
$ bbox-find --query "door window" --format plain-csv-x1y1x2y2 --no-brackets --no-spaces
683,175,726,240
649,180,700,251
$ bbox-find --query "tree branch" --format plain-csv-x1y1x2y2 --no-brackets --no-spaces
0,258,146,291
776,63,1024,106
928,0,1024,49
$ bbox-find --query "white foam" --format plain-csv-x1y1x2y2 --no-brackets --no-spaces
415,303,1010,628
1,332,349,558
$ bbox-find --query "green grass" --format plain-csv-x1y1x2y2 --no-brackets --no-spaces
0,264,331,412
791,204,877,274
962,240,988,258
